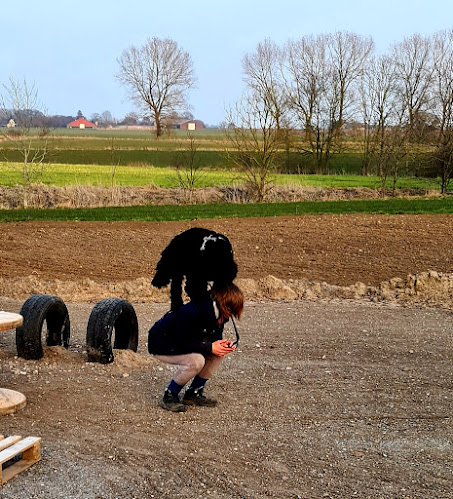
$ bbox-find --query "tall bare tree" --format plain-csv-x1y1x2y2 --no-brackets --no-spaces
0,78,51,207
285,34,339,172
326,31,374,131
242,39,287,132
359,55,409,189
392,34,433,141
117,37,196,138
242,39,299,171
223,40,292,201
431,30,453,193
359,55,397,175
285,32,373,172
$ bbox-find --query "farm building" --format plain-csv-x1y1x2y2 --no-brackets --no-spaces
67,118,96,129
178,120,205,131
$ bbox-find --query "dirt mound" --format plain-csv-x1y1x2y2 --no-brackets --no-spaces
41,345,85,365
0,276,170,303
1,271,452,310
373,270,453,307
111,349,157,370
242,271,453,309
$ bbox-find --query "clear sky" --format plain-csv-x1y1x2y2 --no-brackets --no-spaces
2,0,452,126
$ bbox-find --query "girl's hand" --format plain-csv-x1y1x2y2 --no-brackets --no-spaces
211,339,236,357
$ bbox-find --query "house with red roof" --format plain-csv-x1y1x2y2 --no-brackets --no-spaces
67,118,96,129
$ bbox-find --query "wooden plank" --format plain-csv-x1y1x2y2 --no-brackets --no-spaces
2,456,40,485
23,440,41,462
0,437,40,465
0,437,41,485
2,461,30,484
0,436,22,452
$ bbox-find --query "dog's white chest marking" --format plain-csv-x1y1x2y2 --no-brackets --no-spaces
200,234,224,251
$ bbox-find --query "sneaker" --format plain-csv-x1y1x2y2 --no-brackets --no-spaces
160,389,186,412
183,387,217,407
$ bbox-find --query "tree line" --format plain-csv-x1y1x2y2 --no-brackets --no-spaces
229,31,453,196
116,31,453,196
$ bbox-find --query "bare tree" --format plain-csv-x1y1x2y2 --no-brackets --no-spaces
100,110,115,127
285,32,372,172
327,31,374,132
117,37,196,139
358,56,409,190
392,34,433,141
90,112,101,125
222,40,291,201
243,39,301,173
0,78,51,207
431,30,453,193
243,39,287,132
359,55,397,176
224,90,281,202
285,34,339,172
90,110,115,127
175,132,204,203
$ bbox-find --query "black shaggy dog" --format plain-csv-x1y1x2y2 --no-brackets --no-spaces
151,227,238,311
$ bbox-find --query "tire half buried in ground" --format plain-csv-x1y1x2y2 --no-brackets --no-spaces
86,298,138,364
16,294,70,360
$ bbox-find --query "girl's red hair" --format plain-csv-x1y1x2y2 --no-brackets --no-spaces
211,283,244,321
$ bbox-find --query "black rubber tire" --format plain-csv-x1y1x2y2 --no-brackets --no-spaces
16,294,71,360
86,298,138,364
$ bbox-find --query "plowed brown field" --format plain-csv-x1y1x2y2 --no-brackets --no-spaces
1,214,452,286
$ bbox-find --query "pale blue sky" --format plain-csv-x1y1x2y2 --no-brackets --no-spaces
2,0,452,125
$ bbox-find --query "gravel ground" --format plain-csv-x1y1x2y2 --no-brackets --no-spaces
0,297,452,499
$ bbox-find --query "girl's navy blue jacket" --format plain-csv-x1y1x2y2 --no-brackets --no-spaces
148,298,224,356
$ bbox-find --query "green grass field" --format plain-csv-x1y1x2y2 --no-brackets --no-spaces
2,148,366,173
1,197,452,223
0,162,445,191
50,128,227,141
0,128,429,175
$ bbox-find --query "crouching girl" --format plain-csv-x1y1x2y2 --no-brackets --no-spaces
148,283,244,412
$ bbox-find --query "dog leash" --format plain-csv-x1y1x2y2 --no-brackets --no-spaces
231,317,240,347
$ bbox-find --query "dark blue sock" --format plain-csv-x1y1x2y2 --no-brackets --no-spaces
189,375,208,390
167,379,184,394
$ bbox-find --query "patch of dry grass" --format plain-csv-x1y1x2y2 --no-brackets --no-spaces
0,184,437,210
